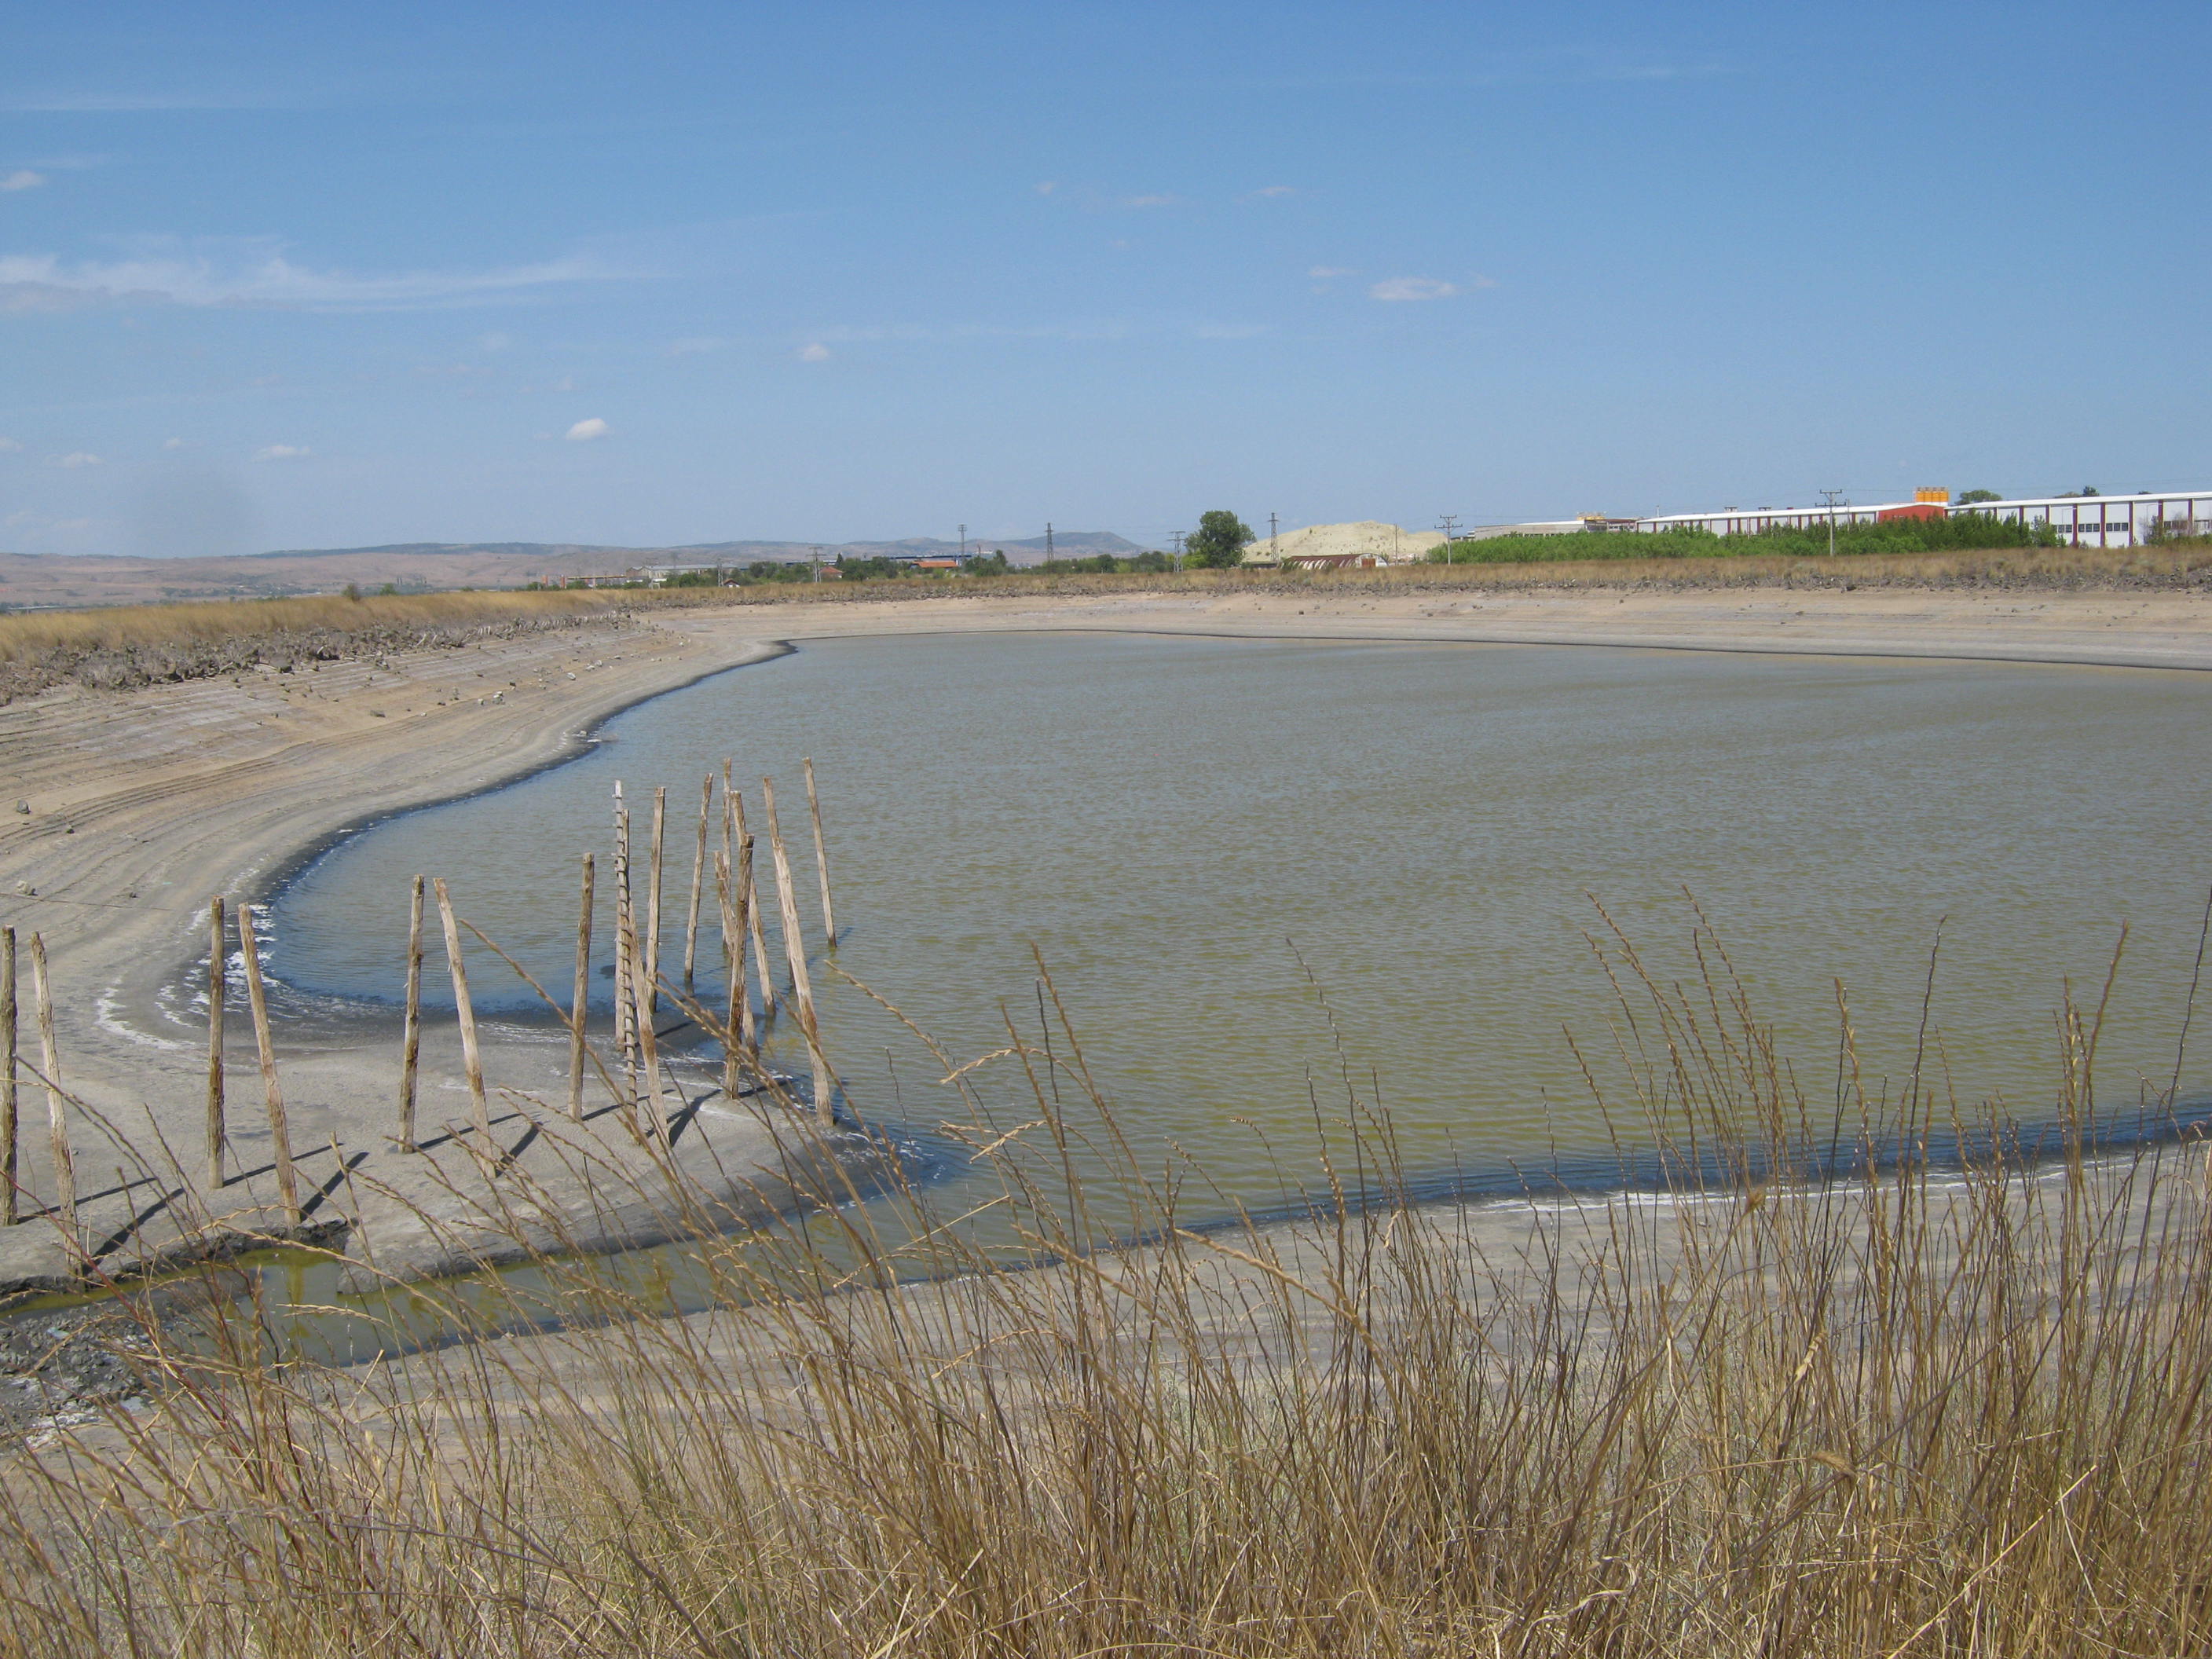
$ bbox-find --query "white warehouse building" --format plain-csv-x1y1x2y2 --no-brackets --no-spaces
1630,489,2212,548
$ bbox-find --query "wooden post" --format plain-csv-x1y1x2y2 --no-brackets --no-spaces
206,899,226,1188
732,789,775,1018
715,846,739,1097
397,876,424,1152
804,756,837,947
432,879,495,1160
684,773,710,989
569,852,594,1121
236,907,300,1225
613,783,634,1071
621,888,670,1142
733,830,758,1057
1,927,15,1225
27,935,74,1240
763,778,833,1127
645,786,666,1026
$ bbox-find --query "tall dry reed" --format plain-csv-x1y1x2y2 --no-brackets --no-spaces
0,913,2207,1657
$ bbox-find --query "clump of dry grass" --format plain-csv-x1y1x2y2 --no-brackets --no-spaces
2,915,2208,1656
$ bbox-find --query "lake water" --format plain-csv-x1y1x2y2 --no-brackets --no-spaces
266,632,2212,1215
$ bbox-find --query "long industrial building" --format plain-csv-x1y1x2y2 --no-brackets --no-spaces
1632,489,2212,548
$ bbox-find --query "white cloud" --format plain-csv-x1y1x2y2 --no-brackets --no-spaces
478,331,512,352
162,437,186,449
1246,185,1296,200
53,451,101,467
0,236,628,314
1369,276,1459,302
798,342,831,362
565,417,609,441
0,435,20,452
548,375,577,394
1034,181,1058,196
253,443,309,461
0,171,46,193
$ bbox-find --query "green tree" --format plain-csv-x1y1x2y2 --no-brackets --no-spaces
961,549,1009,576
1185,510,1254,569
1955,489,2001,505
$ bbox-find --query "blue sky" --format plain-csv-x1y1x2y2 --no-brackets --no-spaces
2,2,2206,556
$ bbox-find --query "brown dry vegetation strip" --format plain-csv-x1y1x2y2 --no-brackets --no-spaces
0,589,618,664
0,590,632,705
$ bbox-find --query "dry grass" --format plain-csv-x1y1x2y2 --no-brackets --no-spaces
2,910,2207,1656
0,589,618,666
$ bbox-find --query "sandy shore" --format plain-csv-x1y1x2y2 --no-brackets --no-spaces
0,581,2204,1298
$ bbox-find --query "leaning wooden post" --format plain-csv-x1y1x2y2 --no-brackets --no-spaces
1,927,16,1225
569,852,595,1121
235,907,300,1225
684,774,710,990
432,880,495,1161
397,876,425,1152
206,899,226,1188
645,786,666,1025
732,789,776,1019
763,778,833,1127
804,756,837,947
27,935,75,1240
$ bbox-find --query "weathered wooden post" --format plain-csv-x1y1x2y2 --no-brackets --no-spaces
432,879,495,1161
235,906,300,1225
645,786,666,1025
613,783,635,1071
27,934,75,1240
205,900,225,1188
1,927,16,1225
621,889,670,1142
763,778,833,1127
684,773,710,989
732,829,758,1057
804,756,837,947
732,789,775,1019
398,876,424,1152
569,851,594,1122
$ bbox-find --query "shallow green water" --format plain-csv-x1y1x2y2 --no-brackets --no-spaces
261,632,2212,1218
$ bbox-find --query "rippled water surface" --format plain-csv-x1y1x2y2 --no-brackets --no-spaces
266,632,2212,1207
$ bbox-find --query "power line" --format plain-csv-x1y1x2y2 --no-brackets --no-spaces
1437,514,1461,564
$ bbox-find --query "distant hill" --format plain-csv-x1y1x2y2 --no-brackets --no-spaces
0,531,1148,610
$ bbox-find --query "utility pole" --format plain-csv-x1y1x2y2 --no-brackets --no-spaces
1045,522,1054,566
958,523,967,562
1437,514,1461,564
1816,489,1847,558
1269,511,1279,562
1169,530,1185,573
811,544,822,583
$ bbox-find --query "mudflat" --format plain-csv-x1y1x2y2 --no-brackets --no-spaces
0,582,2203,1295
